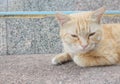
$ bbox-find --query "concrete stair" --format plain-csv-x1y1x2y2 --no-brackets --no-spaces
0,54,120,84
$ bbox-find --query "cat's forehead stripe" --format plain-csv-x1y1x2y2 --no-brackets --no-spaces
71,13,91,34
82,15,86,31
77,15,89,34
77,18,80,33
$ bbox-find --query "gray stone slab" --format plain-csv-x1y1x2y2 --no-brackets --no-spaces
6,18,62,55
74,0,120,10
6,0,102,11
38,0,75,11
23,0,40,11
6,19,35,55
7,0,120,11
0,0,7,11
8,0,40,11
8,0,25,11
74,0,104,11
102,16,120,23
0,0,7,55
0,19,6,55
103,0,120,10
8,0,75,11
33,17,62,54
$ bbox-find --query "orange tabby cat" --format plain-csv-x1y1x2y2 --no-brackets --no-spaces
52,7,120,67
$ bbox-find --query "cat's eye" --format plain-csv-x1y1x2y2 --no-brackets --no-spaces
89,32,95,37
71,34,78,38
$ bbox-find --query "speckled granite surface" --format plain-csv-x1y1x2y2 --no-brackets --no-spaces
0,19,7,55
0,0,120,55
7,0,120,11
0,54,120,84
6,18,62,55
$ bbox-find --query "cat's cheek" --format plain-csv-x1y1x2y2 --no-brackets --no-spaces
88,37,94,43
90,44,96,50
66,45,80,54
89,36,99,42
93,37,101,43
64,39,78,45
62,38,70,44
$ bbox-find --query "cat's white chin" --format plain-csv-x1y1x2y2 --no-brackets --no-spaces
63,43,96,55
68,48,88,55
70,44,95,55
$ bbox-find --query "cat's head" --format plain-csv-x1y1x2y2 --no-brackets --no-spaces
55,7,105,54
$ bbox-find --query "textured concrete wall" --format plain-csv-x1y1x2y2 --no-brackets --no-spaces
0,0,120,55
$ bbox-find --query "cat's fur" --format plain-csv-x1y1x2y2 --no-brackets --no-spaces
52,7,120,67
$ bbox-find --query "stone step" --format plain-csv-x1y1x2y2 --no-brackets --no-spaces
0,54,120,84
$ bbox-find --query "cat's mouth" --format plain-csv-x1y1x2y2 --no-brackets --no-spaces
80,48,89,53
66,43,96,54
79,44,95,52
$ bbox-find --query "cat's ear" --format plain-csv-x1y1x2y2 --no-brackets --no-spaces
55,13,70,26
91,7,106,23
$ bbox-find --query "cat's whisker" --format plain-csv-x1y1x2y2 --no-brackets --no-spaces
88,24,90,33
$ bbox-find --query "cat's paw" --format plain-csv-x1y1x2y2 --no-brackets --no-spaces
52,57,61,65
52,53,71,65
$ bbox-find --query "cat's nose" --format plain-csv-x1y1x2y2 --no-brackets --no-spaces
81,44,88,49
